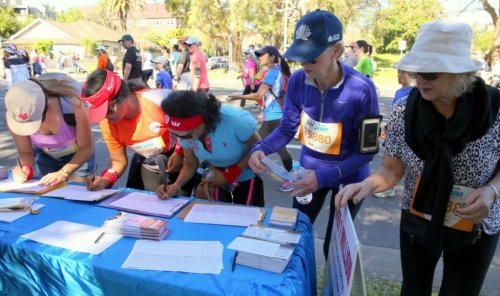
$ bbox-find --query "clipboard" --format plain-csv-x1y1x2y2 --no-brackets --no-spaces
0,178,66,195
41,184,120,202
98,190,192,219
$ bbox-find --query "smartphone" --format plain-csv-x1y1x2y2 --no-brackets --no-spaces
359,116,382,154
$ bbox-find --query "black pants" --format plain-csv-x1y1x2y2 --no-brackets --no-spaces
258,119,293,171
142,69,153,84
293,187,364,258
400,218,499,296
239,84,260,107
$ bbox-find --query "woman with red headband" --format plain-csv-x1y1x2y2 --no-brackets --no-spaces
156,91,264,206
81,69,192,192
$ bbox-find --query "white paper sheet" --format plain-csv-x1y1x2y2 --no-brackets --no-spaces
0,204,45,222
242,225,301,245
261,156,297,181
21,221,122,255
184,204,261,227
110,192,189,217
0,179,49,192
42,184,120,201
227,236,280,257
122,240,223,274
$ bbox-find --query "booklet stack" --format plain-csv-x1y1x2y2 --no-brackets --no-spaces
228,225,301,273
269,206,298,230
102,211,169,240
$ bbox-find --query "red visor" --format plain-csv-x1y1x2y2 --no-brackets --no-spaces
165,114,204,131
81,70,122,123
81,70,122,108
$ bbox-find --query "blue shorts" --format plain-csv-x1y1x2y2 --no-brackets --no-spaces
34,148,96,178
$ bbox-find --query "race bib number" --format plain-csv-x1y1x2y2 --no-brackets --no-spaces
42,143,78,159
410,179,474,232
298,112,342,155
128,137,165,159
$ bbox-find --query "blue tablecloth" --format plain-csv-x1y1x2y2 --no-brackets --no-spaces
0,192,317,296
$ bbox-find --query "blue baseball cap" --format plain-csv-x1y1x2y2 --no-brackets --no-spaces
284,9,343,63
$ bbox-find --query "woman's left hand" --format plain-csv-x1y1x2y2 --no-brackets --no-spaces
455,186,496,223
290,170,318,198
39,171,68,186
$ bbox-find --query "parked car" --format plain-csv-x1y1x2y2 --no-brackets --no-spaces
206,57,228,70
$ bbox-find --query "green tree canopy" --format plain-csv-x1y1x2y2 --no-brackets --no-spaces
33,39,53,55
164,0,379,67
57,8,85,23
372,0,444,53
98,0,145,31
0,8,21,39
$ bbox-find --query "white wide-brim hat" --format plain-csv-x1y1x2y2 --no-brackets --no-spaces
395,20,482,73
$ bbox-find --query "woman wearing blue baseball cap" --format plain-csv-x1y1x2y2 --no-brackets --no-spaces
248,9,380,258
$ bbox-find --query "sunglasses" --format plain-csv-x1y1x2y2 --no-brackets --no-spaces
107,97,127,116
409,72,440,81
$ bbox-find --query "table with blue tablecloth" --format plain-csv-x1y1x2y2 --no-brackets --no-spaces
0,191,317,296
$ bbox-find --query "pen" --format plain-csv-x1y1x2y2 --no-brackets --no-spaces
231,251,238,272
94,232,105,244
91,164,99,183
17,158,22,168
164,172,168,192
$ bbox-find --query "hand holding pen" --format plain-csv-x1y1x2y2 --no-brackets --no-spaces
85,165,110,191
12,158,30,183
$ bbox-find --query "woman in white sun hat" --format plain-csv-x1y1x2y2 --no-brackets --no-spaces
336,20,500,295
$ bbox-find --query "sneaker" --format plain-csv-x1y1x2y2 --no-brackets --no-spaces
373,188,396,198
277,181,294,192
373,191,386,198
385,188,396,197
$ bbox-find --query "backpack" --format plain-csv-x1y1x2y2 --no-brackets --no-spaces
106,58,115,71
269,71,289,109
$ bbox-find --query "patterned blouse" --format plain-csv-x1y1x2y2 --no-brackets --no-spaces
385,97,500,235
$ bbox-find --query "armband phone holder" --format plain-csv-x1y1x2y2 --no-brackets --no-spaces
358,115,383,154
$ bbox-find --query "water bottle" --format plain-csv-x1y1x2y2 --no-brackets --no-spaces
291,161,313,204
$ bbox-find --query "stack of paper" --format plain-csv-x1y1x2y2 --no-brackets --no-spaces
269,206,298,229
101,212,169,240
228,225,301,273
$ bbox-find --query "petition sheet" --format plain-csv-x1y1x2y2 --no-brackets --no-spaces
122,240,223,274
184,204,261,227
21,220,122,255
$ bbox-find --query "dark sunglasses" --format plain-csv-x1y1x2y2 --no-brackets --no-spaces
409,72,440,81
107,97,128,116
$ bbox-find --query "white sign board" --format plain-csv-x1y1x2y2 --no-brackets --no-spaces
322,206,365,296
398,40,407,51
